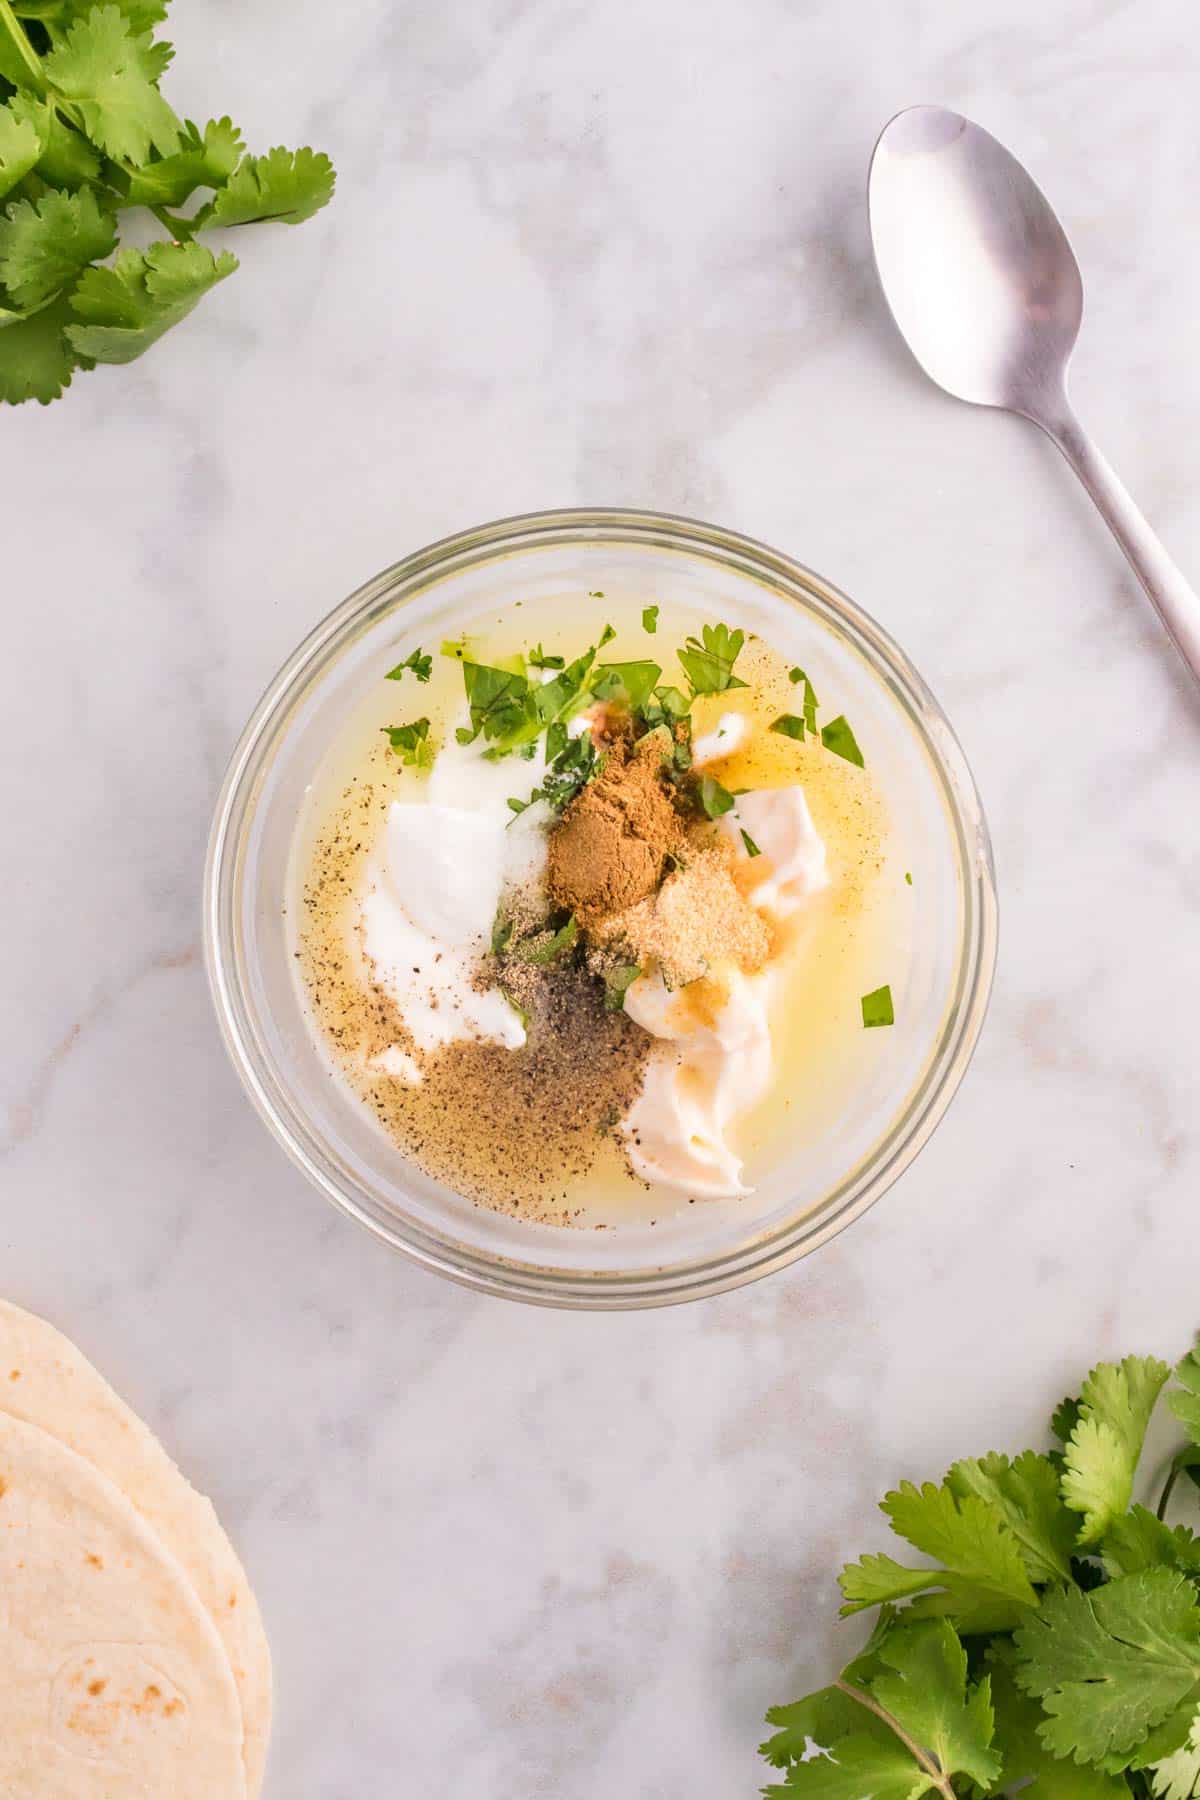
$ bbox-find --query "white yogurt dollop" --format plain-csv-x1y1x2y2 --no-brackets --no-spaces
359,721,549,1057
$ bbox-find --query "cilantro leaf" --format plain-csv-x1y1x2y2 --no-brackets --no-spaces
0,291,80,402
528,643,564,670
17,0,171,33
195,144,335,227
1103,1507,1200,1580
820,714,865,767
880,1481,1037,1608
122,114,243,206
947,1450,1076,1585
0,92,46,200
43,5,183,163
524,730,599,814
698,775,734,819
988,1645,1130,1797
31,104,101,188
642,605,658,633
386,647,432,684
677,622,748,695
457,660,532,747
1169,1341,1200,1446
649,684,688,719
1014,1570,1200,1765
1151,1711,1200,1800
66,239,237,364
512,915,578,966
382,718,432,768
602,963,641,1012
590,660,660,712
771,713,806,741
790,666,819,735
1062,1355,1172,1544
870,1619,1002,1790
1053,1393,1083,1444
760,1686,926,1798
848,1479,1038,1626
0,185,115,307
861,985,894,1028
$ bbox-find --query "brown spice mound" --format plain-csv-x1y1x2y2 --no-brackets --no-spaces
598,840,771,987
547,737,683,926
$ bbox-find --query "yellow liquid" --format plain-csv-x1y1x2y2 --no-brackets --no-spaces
291,591,900,1226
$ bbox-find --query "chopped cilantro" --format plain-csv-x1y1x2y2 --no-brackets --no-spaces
677,622,748,696
512,914,578,965
385,647,432,684
491,913,514,956
698,775,735,819
590,660,661,712
458,660,533,749
382,718,433,768
528,643,564,670
905,870,913,886
861,984,894,1028
822,714,865,767
652,685,689,718
740,828,762,858
789,666,819,735
770,713,806,741
603,963,641,1012
642,605,659,633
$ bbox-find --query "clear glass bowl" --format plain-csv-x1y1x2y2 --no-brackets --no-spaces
204,508,996,1308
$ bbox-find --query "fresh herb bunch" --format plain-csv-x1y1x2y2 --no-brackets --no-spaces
761,1341,1200,1797
0,0,335,403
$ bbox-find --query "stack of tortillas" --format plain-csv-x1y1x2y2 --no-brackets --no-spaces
0,1300,271,1797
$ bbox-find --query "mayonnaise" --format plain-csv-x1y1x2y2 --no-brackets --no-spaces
618,785,827,1198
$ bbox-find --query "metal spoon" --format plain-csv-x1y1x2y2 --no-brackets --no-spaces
868,104,1200,686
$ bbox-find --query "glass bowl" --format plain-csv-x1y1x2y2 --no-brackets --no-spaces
204,508,996,1308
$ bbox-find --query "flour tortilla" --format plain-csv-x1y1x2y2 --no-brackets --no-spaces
0,1412,247,1796
0,1301,271,1795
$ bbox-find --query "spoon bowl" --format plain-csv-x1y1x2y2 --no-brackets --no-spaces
869,105,1200,684
870,106,1082,416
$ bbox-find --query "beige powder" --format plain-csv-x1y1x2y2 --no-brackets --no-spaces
599,841,771,988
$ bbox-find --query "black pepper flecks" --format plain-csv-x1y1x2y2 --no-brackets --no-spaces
297,744,650,1225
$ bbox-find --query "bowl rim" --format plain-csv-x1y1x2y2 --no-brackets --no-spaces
204,505,998,1309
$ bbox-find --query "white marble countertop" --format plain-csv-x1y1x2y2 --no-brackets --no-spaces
4,1,1200,1793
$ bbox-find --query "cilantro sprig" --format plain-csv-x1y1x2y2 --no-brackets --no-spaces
762,1339,1200,1796
386,647,432,684
382,718,432,768
0,0,334,403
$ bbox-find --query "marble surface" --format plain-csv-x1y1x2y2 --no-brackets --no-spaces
4,0,1200,1792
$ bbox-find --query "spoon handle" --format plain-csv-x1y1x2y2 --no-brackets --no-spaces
1037,401,1200,687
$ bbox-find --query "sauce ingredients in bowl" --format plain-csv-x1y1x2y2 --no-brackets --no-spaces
293,592,894,1227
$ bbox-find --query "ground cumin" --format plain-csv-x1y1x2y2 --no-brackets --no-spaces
547,738,683,926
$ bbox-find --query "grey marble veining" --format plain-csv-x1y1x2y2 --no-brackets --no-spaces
3,1,1199,1793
